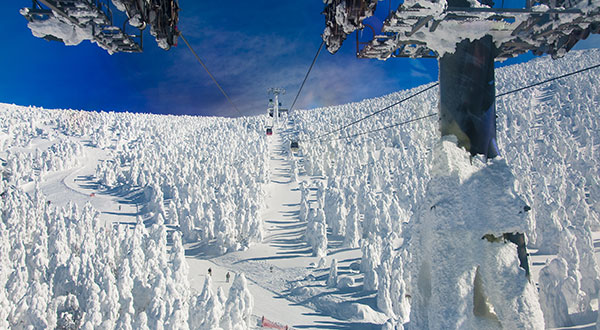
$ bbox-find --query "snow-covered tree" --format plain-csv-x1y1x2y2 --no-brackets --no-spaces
538,257,571,328
343,195,361,248
361,234,381,292
305,207,328,258
327,259,338,288
220,273,254,329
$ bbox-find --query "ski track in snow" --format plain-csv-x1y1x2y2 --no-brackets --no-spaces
188,130,361,329
35,135,140,230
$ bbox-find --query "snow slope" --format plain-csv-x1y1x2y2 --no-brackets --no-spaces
0,49,599,329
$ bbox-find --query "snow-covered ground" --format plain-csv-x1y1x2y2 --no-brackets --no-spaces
1,49,599,329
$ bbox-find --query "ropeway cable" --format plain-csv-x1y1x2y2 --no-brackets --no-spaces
180,33,242,116
309,62,600,142
319,113,438,143
310,82,439,142
289,40,325,113
497,62,600,97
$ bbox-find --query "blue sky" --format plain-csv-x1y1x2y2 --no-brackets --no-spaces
1,1,599,117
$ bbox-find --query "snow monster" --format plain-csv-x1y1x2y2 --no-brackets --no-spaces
406,136,544,329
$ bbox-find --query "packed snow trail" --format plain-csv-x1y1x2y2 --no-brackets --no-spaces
18,117,346,328
39,151,140,228
19,128,140,229
29,117,600,330
187,129,370,329
261,130,310,260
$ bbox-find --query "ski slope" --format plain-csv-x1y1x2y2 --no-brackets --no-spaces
1,49,599,329
185,131,357,329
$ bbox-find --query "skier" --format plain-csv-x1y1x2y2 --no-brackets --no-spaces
208,268,212,276
226,272,230,283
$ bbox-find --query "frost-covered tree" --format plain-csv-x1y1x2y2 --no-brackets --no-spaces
51,294,81,329
305,207,328,258
324,184,345,236
134,312,150,330
190,276,224,330
538,257,570,328
570,225,600,308
377,238,396,317
116,259,135,328
147,273,167,329
167,232,190,329
299,196,310,223
327,259,338,288
343,194,361,248
98,263,119,328
170,232,189,288
198,294,225,330
220,273,254,329
390,253,410,325
361,234,381,292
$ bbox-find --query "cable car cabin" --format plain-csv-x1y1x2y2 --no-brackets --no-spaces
266,128,273,136
290,141,299,152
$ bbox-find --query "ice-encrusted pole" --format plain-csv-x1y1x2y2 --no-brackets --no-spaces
274,92,280,127
422,28,541,329
438,30,534,285
438,35,498,159
268,88,285,128
407,136,545,329
438,31,534,283
316,0,595,327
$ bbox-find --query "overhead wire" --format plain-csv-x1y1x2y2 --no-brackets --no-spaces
179,33,242,116
289,40,326,113
320,113,438,143
310,82,439,142
309,62,600,143
496,62,600,97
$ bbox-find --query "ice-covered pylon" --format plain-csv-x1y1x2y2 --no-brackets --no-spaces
407,136,544,330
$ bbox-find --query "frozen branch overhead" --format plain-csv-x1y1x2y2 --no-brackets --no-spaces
20,0,180,54
322,0,379,54
322,0,600,60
